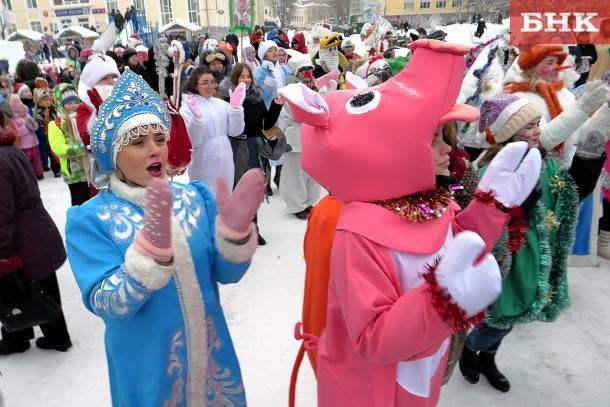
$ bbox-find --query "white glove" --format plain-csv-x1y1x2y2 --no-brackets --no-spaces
261,60,275,73
328,79,338,91
436,232,502,318
577,80,610,115
478,141,542,207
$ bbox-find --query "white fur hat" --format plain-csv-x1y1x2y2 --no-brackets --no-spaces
78,54,120,107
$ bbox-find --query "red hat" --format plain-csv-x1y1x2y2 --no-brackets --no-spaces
518,45,567,71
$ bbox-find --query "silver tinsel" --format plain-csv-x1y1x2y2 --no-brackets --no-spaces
154,38,170,97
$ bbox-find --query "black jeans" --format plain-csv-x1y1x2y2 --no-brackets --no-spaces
68,181,90,206
599,199,610,232
0,271,70,344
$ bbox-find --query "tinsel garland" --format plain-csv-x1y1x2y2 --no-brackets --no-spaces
421,257,486,333
487,160,578,328
539,169,578,321
373,186,462,223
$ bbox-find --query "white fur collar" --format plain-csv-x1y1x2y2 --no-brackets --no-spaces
109,174,147,207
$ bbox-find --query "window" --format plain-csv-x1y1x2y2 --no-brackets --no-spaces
27,0,37,8
436,0,446,7
451,0,460,6
133,0,145,13
106,0,118,13
6,23,16,35
160,0,173,25
1,0,11,11
61,19,71,29
63,0,80,4
30,21,42,32
419,1,430,8
403,1,413,8
78,17,90,26
188,0,201,25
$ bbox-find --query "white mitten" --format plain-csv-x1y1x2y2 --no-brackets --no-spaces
261,60,275,72
478,141,542,207
577,80,610,115
436,232,502,318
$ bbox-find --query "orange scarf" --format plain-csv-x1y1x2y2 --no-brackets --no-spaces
504,80,565,152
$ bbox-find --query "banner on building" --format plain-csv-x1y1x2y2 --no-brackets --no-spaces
229,0,255,33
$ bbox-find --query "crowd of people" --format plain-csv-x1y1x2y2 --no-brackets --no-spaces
0,18,609,407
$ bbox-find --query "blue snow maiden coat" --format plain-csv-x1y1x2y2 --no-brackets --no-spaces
66,175,255,406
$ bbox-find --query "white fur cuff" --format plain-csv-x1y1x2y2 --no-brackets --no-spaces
125,245,175,290
215,227,258,264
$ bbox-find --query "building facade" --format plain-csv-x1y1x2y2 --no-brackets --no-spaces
2,0,271,39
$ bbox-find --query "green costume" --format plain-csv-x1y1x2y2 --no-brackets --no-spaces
480,157,579,329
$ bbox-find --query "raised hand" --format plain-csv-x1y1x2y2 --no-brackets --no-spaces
134,177,173,263
216,169,265,236
435,231,502,317
183,94,203,120
477,141,542,207
229,82,247,109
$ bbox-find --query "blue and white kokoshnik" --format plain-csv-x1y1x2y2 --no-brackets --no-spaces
90,68,171,183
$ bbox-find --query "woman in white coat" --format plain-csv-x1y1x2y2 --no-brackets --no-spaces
180,66,246,194
502,45,610,164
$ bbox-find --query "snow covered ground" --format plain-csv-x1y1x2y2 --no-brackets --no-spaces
2,174,610,406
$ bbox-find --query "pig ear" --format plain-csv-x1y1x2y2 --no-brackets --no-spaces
316,69,340,88
345,71,368,90
278,83,329,128
438,104,480,126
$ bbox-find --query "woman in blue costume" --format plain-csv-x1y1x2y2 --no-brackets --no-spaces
66,69,265,406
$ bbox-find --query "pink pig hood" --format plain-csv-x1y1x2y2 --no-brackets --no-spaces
279,39,479,203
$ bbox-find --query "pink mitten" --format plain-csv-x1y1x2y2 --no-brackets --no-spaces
134,178,173,263
229,82,247,109
184,94,203,120
216,169,265,238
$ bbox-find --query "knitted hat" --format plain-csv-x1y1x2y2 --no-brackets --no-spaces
14,83,31,99
518,44,567,71
341,38,355,50
61,89,80,106
479,94,541,144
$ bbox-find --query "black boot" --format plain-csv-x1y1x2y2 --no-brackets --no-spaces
35,336,72,352
478,351,510,392
0,339,31,355
274,165,282,188
459,345,480,384
266,183,273,196
294,209,309,220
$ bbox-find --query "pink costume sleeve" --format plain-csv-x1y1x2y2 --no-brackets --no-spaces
453,198,509,254
330,231,454,365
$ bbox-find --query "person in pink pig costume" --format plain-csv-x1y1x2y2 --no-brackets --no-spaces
278,39,543,407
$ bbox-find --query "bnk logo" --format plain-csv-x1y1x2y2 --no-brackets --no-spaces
510,0,610,45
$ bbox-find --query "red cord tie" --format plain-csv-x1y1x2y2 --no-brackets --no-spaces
294,322,319,351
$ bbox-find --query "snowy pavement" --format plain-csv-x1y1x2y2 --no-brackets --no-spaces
1,174,610,406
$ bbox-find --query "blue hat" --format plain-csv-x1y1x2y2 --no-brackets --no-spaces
90,68,170,187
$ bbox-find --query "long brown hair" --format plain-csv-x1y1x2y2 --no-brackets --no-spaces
183,66,215,95
478,143,506,167
229,63,253,87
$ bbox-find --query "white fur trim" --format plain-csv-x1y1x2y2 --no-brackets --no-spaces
110,174,147,206
124,245,174,290
215,226,257,264
488,97,531,135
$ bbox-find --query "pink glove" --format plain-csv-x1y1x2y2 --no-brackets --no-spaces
134,178,173,263
183,94,203,120
229,82,247,109
216,169,265,237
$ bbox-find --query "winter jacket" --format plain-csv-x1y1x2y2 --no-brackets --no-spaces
217,78,282,139
13,112,39,149
277,103,303,152
292,32,308,54
179,93,245,194
48,117,87,184
254,62,290,109
0,144,66,280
